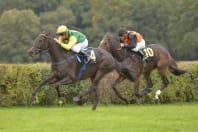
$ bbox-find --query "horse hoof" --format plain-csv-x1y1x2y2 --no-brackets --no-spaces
28,98,34,106
28,103,32,107
124,100,129,105
59,93,65,97
135,98,141,104
154,98,160,103
73,96,80,102
92,106,97,111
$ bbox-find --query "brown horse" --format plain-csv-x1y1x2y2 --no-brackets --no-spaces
99,32,188,103
27,32,134,110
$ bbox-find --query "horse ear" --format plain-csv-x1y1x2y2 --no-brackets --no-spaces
45,31,51,36
41,30,46,34
41,30,51,36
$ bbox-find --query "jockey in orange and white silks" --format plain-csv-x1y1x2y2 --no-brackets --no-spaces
118,27,147,60
118,27,145,52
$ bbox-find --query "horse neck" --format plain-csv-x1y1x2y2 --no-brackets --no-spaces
111,40,129,62
48,40,68,63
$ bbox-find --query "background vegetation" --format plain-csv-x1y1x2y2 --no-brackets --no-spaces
0,62,197,106
0,0,197,63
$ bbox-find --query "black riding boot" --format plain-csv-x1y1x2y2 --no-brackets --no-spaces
139,49,147,61
80,50,90,63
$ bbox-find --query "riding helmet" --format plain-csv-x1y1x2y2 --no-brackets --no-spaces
118,27,127,37
56,25,68,34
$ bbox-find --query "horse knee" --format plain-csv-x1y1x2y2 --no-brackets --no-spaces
164,79,169,87
111,81,116,88
147,87,152,92
135,93,142,98
147,82,153,89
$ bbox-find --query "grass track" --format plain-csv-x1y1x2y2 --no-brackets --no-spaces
0,103,197,132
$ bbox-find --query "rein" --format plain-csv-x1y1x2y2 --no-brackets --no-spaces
116,47,123,51
40,33,55,41
39,33,73,66
109,39,127,60
52,59,67,66
51,55,76,66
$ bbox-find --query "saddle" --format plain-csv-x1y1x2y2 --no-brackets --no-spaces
76,48,97,64
76,48,97,80
139,46,156,61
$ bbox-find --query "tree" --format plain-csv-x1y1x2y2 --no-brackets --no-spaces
39,6,76,33
0,9,40,63
168,0,198,60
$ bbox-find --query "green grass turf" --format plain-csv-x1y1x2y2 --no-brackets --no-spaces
0,103,197,132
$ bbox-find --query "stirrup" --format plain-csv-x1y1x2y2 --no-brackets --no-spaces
84,56,91,63
139,50,147,61
142,56,147,61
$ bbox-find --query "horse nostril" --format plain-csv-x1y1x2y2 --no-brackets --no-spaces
27,48,34,56
28,51,33,56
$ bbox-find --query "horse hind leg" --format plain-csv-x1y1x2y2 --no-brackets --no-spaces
73,73,101,110
155,68,169,100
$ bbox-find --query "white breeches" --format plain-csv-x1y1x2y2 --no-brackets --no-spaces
132,39,145,52
71,39,88,53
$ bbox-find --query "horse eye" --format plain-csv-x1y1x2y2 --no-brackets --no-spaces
39,39,43,42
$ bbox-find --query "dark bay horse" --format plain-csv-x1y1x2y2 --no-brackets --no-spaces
99,32,188,102
27,32,133,110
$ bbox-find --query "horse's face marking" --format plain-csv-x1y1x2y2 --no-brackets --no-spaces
98,32,113,52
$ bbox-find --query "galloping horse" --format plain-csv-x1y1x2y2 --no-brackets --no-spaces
99,32,187,103
28,32,133,110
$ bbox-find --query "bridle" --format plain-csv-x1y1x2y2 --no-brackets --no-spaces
106,35,128,60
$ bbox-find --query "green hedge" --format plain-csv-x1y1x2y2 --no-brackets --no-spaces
0,62,197,106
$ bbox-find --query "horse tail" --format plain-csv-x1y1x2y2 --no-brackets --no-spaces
115,60,137,81
169,59,188,75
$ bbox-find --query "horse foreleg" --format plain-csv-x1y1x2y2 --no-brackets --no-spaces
140,72,153,96
134,78,141,104
29,78,50,105
54,76,74,97
112,75,128,104
73,85,95,102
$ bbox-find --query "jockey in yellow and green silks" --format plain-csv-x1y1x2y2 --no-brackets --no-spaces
54,25,90,61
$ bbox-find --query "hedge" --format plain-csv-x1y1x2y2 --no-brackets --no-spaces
0,62,197,106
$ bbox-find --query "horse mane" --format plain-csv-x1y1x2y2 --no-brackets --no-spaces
103,32,141,61
42,31,75,57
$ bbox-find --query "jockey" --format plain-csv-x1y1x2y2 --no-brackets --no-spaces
118,27,147,61
54,25,90,62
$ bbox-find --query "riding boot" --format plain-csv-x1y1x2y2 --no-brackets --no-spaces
139,49,147,61
80,50,90,63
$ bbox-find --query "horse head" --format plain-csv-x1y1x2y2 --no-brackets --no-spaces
28,31,53,57
99,32,128,61
99,32,118,52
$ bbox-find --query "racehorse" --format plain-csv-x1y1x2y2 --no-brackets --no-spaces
99,32,188,103
27,32,133,110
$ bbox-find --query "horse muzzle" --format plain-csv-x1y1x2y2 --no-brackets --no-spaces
28,48,40,57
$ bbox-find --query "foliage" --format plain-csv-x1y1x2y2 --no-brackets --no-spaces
0,0,197,62
0,63,88,106
0,62,197,106
0,9,40,63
